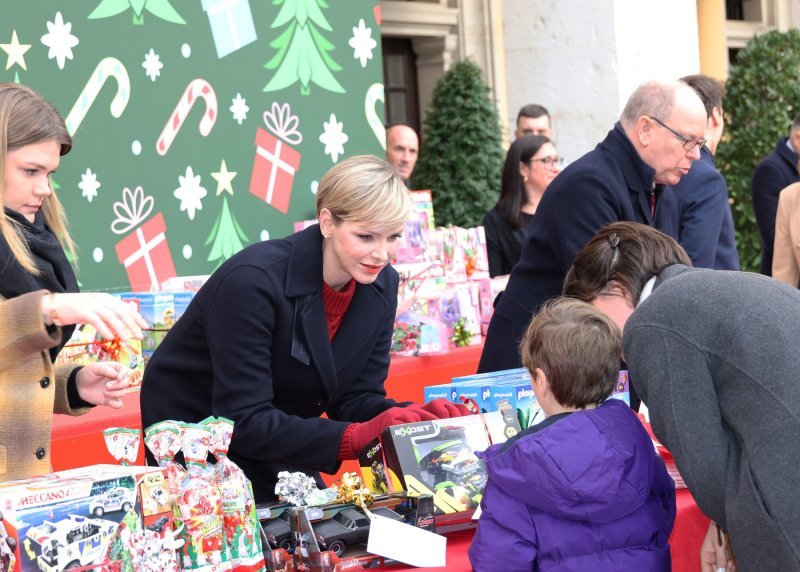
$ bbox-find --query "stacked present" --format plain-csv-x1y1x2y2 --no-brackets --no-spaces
391,191,507,357
424,368,632,431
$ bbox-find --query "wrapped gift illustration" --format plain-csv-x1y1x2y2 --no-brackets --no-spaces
202,0,257,59
112,186,178,292
250,102,302,214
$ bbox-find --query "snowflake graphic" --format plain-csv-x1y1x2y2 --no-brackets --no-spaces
348,19,377,68
319,113,348,163
174,166,207,220
142,49,163,82
230,93,249,125
41,11,78,70
79,168,100,202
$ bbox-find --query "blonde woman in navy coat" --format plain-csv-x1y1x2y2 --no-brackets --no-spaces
140,155,467,502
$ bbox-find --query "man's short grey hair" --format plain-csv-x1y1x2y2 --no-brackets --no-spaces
620,81,680,128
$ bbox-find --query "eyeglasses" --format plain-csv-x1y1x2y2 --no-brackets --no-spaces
528,156,564,168
647,116,707,152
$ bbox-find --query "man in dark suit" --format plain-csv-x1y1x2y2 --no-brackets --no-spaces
478,80,707,376
671,74,739,270
751,113,800,275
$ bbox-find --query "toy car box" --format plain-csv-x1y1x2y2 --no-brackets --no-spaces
0,464,172,572
380,411,520,515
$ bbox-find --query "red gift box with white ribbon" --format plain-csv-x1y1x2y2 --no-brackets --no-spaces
249,102,302,214
113,186,178,292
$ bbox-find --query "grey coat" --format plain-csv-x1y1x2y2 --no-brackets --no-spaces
624,264,800,571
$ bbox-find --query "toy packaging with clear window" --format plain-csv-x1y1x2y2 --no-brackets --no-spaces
380,411,520,515
0,464,171,572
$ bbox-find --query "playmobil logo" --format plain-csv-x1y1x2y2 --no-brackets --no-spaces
482,388,491,400
394,424,433,437
366,443,382,459
517,388,534,400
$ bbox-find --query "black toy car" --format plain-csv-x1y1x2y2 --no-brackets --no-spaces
313,507,405,557
262,510,294,553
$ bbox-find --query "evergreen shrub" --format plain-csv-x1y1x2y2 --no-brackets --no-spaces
717,29,800,271
413,59,504,228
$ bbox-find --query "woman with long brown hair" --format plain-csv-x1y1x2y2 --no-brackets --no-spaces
0,82,146,481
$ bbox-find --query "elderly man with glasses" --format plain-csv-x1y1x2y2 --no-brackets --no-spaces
478,80,707,398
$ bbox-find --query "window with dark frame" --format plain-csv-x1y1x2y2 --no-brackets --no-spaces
726,0,744,20
381,37,420,134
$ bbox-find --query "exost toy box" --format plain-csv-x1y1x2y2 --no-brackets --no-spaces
381,411,520,515
0,464,172,572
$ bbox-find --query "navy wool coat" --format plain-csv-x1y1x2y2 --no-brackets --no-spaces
672,146,739,270
750,137,800,275
478,123,678,374
140,224,400,502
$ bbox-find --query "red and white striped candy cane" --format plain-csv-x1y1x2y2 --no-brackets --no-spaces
156,79,218,156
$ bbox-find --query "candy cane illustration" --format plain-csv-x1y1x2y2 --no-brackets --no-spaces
156,79,218,156
65,57,130,136
365,83,385,150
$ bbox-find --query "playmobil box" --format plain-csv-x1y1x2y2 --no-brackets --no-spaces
172,290,196,322
0,464,173,572
120,292,175,364
422,384,451,404
380,411,520,515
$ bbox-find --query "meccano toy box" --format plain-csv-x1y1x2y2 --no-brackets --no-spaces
380,411,520,515
0,464,171,572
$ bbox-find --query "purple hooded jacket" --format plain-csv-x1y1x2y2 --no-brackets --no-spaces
469,399,675,571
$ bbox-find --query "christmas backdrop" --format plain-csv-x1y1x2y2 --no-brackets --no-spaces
0,0,386,291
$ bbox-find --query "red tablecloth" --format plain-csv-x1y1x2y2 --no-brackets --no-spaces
50,345,485,471
373,489,708,572
50,343,709,571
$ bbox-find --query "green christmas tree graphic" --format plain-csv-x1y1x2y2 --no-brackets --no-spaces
205,197,249,268
88,0,186,25
263,0,345,95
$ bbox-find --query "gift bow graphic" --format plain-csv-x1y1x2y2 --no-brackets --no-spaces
263,101,302,145
111,186,155,235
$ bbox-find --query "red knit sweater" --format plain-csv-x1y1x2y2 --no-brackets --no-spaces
322,278,356,340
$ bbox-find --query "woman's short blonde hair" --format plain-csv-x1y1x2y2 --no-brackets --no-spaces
316,155,413,230
0,83,73,274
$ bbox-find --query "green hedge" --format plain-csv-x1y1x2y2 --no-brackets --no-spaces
413,59,504,228
717,29,800,272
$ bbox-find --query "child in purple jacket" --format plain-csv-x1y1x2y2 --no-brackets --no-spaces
469,298,675,572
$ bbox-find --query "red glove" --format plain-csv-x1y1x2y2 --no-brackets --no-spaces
338,407,422,460
407,398,472,419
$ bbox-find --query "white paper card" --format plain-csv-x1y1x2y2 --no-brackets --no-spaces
472,504,482,520
366,513,447,568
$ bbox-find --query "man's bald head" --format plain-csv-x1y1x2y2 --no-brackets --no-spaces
620,80,708,186
385,124,419,182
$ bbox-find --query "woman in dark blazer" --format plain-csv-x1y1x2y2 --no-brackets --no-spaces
482,135,561,277
140,155,467,502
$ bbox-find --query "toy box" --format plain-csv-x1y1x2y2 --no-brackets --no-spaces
422,384,450,404
380,411,520,515
172,291,195,322
0,464,172,572
120,292,175,364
